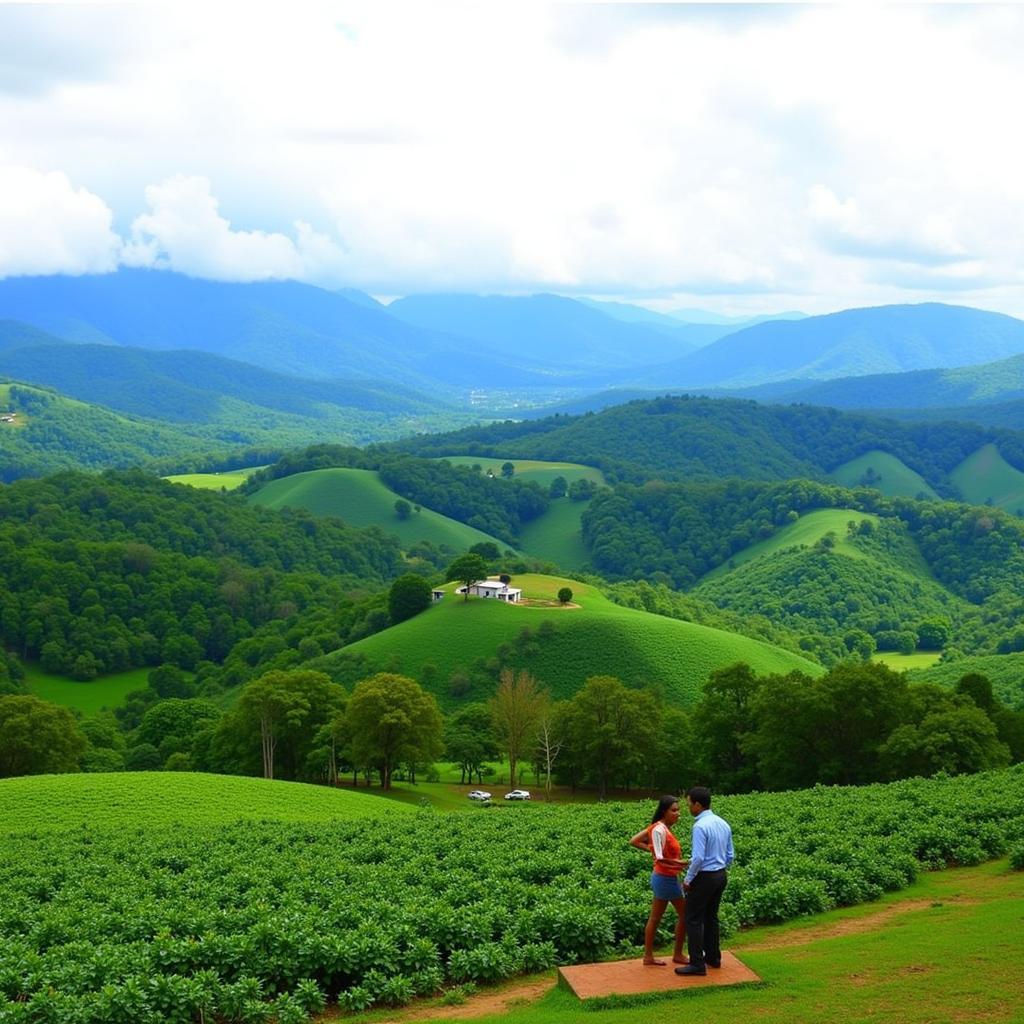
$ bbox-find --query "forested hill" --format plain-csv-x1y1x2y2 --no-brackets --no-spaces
635,302,1024,388
0,470,405,682
389,395,1024,491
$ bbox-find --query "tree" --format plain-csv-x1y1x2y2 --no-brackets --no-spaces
557,587,573,605
0,695,86,777
444,703,499,784
469,542,501,561
237,673,310,780
549,476,568,499
568,478,598,501
388,573,433,624
490,668,547,788
445,553,490,601
345,673,444,790
879,705,1011,778
561,675,660,799
916,617,951,650
501,462,515,478
692,663,763,794
535,703,566,800
394,499,412,521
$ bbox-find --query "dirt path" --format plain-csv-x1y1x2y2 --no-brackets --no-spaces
370,978,555,1023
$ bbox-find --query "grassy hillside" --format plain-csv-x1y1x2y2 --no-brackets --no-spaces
518,497,593,569
325,574,822,707
165,466,264,490
248,467,513,553
950,443,1024,513
24,665,151,716
908,652,1024,710
0,772,403,834
828,450,939,500
440,456,605,488
699,509,881,583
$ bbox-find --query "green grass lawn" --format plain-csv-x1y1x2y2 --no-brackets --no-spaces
164,466,265,490
328,573,822,707
340,858,1024,1024
23,664,151,715
440,457,605,489
0,772,408,834
700,509,879,583
249,467,513,552
828,449,939,500
950,442,1024,513
872,651,943,671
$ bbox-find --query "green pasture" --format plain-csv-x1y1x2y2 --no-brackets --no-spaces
828,449,939,500
950,442,1024,513
872,651,942,671
909,652,1024,710
518,496,592,570
330,573,822,707
164,466,264,490
0,772,405,834
24,664,150,715
344,859,1022,1024
248,467,512,553
440,456,605,488
700,509,879,583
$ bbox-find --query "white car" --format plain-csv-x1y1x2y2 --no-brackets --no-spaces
467,790,492,801
504,789,531,801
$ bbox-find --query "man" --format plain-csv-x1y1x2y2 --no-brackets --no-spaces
675,785,734,976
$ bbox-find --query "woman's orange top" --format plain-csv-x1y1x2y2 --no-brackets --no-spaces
648,821,683,877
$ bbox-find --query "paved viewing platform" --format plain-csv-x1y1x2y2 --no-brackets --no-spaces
558,951,760,1000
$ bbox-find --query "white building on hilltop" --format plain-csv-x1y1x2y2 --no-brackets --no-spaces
456,579,522,603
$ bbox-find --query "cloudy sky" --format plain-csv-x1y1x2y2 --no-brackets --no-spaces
2,2,1023,316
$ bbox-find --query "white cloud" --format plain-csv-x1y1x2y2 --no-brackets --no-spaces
123,175,348,283
0,165,121,277
4,5,1024,313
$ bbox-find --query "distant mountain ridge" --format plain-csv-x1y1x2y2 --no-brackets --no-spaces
637,303,1024,388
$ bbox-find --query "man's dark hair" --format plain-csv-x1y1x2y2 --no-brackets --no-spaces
687,786,711,809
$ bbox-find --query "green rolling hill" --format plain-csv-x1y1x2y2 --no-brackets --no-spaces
0,772,403,834
248,467,514,553
907,653,1024,711
439,456,605,488
827,450,940,500
950,443,1024,514
322,573,822,708
692,510,964,660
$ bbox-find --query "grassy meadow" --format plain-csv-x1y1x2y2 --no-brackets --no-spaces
517,496,593,569
439,456,605,489
329,573,822,707
827,449,939,500
249,467,513,552
871,651,942,671
164,466,264,490
0,772,407,834
950,442,1024,513
23,664,150,715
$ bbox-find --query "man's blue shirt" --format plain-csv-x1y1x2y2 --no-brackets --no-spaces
684,809,734,885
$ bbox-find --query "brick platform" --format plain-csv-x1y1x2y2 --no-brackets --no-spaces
558,951,760,1000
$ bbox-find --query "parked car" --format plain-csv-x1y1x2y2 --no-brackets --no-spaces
504,789,531,800
467,790,492,801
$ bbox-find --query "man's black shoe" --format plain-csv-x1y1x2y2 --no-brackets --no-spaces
674,964,707,976
707,960,722,969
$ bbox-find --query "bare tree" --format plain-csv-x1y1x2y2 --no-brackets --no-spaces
536,707,564,801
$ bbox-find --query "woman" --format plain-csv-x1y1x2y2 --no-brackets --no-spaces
629,795,689,966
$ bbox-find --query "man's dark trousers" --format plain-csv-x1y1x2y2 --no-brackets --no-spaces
685,869,728,967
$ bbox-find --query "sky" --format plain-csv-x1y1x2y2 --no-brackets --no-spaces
2,2,1024,317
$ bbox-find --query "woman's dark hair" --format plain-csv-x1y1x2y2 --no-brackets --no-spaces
651,795,679,824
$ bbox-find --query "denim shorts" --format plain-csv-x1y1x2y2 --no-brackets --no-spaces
650,872,684,901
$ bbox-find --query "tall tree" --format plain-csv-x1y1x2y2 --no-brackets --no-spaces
345,673,444,790
445,553,490,601
444,702,499,784
388,573,433,624
561,675,660,800
489,668,546,788
535,702,566,801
